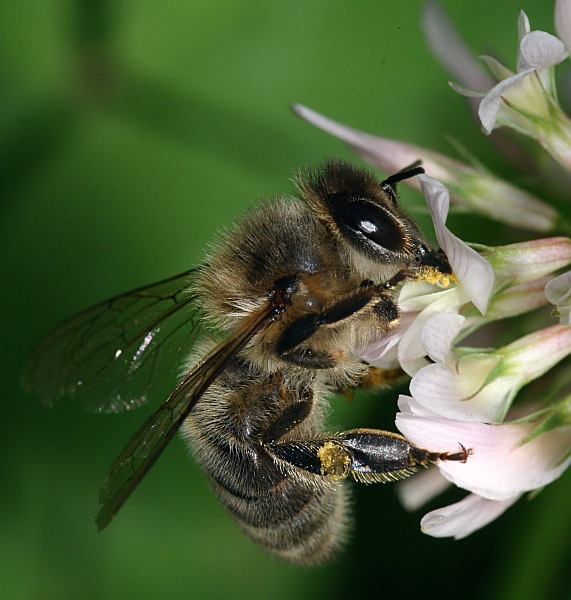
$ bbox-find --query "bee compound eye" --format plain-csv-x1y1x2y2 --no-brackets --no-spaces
329,194,405,253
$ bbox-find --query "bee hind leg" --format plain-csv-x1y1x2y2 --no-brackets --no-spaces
267,429,471,483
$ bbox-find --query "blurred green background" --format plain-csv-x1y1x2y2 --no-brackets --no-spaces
3,1,571,598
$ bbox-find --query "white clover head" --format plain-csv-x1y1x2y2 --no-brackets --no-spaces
396,395,571,539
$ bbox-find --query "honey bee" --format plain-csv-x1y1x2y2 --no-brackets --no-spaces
24,160,469,564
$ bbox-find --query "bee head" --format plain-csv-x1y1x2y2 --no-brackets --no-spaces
297,160,450,282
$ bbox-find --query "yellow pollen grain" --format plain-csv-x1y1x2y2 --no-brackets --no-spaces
317,441,350,479
419,266,455,287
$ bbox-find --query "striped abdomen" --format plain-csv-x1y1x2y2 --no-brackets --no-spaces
181,359,349,564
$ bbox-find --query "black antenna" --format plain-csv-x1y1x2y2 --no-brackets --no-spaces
382,161,424,191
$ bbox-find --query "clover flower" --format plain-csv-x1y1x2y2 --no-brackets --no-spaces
292,104,559,232
425,0,571,171
295,0,571,540
358,174,493,375
396,394,571,539
409,312,571,423
358,178,571,377
395,309,571,538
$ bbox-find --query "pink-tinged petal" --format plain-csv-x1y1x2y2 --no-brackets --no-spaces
398,468,451,512
409,356,504,422
422,1,494,91
500,324,571,381
291,104,464,184
358,311,417,368
397,290,470,376
397,280,454,309
398,395,434,418
397,306,446,367
475,275,551,324
449,82,486,97
359,287,468,375
555,0,571,54
518,31,568,71
292,104,420,173
478,66,537,133
545,270,571,325
412,325,571,423
357,334,400,368
455,375,521,423
418,175,494,314
484,237,571,284
518,10,531,41
465,177,558,233
420,312,465,365
396,397,571,499
294,104,559,231
420,493,519,539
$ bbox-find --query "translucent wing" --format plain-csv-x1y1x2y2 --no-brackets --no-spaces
95,302,280,531
23,269,202,414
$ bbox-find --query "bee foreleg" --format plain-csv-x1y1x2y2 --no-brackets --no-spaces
276,285,398,369
267,428,471,483
276,288,377,356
